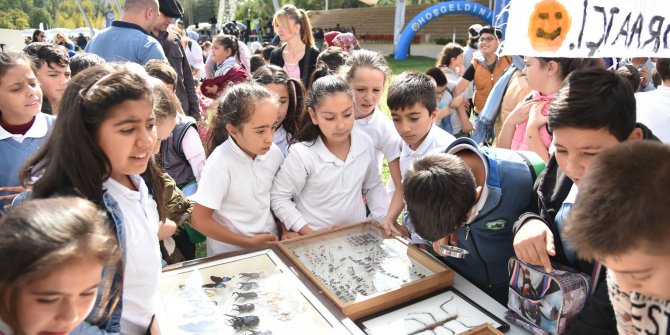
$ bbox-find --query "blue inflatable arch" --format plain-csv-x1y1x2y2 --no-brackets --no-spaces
394,1,494,60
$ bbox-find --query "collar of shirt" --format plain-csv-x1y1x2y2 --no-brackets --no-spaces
104,175,145,201
355,108,380,125
447,142,490,220
225,137,269,162
401,123,440,158
0,112,49,141
312,128,366,165
112,20,150,35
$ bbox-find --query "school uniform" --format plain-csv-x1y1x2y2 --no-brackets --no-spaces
354,109,402,175
271,128,389,232
0,113,54,210
103,176,161,334
273,125,290,157
191,139,283,256
397,124,456,244
399,124,456,180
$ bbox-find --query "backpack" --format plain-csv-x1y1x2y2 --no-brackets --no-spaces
505,257,598,335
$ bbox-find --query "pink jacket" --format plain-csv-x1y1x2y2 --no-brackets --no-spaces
511,91,555,151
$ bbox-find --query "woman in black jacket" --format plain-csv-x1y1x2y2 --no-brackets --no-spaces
270,4,319,88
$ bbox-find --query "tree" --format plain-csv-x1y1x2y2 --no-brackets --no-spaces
29,8,53,29
0,8,30,29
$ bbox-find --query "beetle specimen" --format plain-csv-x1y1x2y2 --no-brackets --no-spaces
202,275,232,289
225,314,260,330
233,303,256,313
233,291,258,302
237,281,259,291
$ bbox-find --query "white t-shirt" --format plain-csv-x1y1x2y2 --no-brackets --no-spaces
271,128,390,232
635,85,670,144
354,109,402,175
273,125,291,157
103,176,160,335
191,139,284,256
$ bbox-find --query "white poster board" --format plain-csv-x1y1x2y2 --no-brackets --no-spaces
0,29,28,52
502,0,670,58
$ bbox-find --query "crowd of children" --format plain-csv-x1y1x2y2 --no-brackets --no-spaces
1,10,669,334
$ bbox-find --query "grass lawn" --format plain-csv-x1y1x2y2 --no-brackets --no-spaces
379,56,437,184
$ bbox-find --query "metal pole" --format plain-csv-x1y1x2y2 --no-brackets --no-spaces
75,0,96,36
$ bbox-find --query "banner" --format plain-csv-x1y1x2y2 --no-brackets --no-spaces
502,0,670,58
394,0,406,46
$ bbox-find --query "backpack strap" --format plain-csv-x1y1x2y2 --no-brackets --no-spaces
515,150,546,183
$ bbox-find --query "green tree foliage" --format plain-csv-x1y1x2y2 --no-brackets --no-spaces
29,8,53,28
0,8,30,29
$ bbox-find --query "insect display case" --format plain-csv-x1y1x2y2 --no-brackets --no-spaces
277,221,454,320
357,287,509,335
157,248,359,334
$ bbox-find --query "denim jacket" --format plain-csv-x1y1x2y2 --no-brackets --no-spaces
83,191,126,334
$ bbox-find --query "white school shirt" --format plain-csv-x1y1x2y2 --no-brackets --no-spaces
273,125,291,157
103,176,161,335
354,109,402,175
400,124,456,179
271,128,390,232
191,139,283,256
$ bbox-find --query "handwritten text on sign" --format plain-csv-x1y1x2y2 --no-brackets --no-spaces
503,0,670,58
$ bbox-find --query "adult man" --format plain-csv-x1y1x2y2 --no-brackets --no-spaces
635,58,670,143
452,26,511,115
150,0,201,120
86,0,166,64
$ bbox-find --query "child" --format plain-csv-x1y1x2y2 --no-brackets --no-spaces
564,141,670,335
0,51,53,212
143,81,197,263
69,52,106,77
20,64,162,333
190,82,282,256
512,68,658,333
403,137,543,304
271,74,389,237
342,49,404,235
498,58,578,162
22,43,71,115
384,71,456,241
0,197,120,335
145,60,205,194
201,34,250,99
252,64,305,157
250,54,265,74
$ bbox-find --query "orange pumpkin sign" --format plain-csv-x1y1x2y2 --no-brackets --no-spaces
528,0,571,52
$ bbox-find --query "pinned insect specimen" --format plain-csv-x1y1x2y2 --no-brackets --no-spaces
237,281,259,291
239,272,263,281
225,314,260,330
233,303,256,313
244,330,272,335
233,291,258,302
202,275,232,289
403,296,479,335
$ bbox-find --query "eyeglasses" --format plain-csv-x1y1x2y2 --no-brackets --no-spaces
479,37,497,43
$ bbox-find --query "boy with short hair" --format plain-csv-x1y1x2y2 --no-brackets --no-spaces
382,71,456,241
512,68,659,333
22,43,71,115
404,137,542,304
564,141,670,335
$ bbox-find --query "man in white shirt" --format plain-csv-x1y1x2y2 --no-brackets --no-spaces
635,58,670,144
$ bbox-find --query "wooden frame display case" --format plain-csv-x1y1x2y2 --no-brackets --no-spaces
357,288,509,335
277,221,454,320
157,248,359,334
